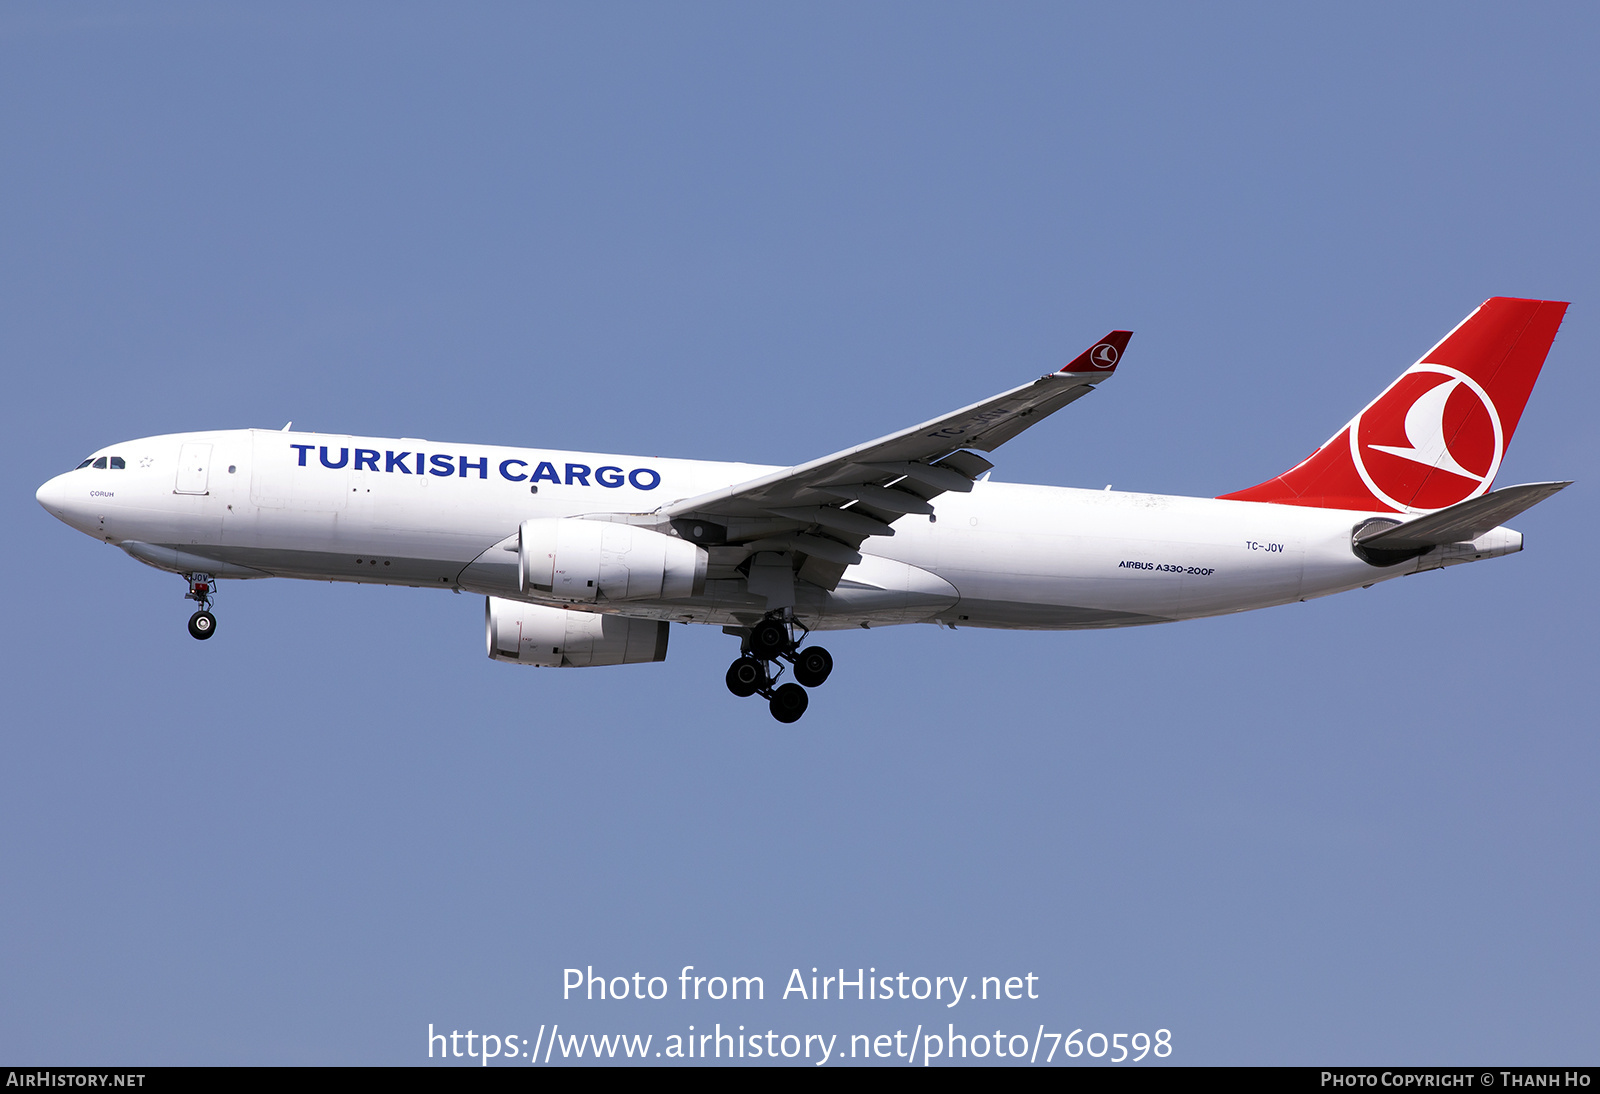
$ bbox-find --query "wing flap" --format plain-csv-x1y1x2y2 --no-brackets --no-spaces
859,461,975,492
764,505,898,537
745,533,863,566
818,483,936,515
931,450,995,479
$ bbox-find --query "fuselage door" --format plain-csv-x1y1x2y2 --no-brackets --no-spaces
174,443,212,495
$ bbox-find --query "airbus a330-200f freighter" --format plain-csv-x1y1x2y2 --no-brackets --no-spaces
37,297,1571,722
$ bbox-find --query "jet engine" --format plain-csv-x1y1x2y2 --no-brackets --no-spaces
485,597,669,667
518,518,707,603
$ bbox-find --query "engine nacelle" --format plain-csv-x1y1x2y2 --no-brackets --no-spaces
485,597,669,667
518,518,707,603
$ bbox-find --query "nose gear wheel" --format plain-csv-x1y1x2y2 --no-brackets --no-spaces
188,611,217,640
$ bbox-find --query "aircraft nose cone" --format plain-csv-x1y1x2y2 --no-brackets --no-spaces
36,473,69,513
36,472,92,532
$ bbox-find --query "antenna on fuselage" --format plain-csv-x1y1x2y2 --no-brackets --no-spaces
281,422,292,431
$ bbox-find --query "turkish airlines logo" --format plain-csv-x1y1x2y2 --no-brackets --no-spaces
1348,364,1503,512
1089,343,1119,369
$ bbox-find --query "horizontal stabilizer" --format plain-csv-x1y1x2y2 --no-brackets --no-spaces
1354,481,1571,551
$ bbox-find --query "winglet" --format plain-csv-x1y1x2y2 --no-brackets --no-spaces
1061,331,1132,375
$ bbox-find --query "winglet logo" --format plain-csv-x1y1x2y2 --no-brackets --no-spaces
1349,364,1503,512
1089,343,1119,369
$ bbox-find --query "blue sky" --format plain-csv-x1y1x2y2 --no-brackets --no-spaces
3,3,1596,1065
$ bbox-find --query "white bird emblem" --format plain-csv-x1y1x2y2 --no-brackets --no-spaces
1366,378,1485,482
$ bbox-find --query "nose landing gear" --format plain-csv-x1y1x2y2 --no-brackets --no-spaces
184,573,217,640
723,614,832,722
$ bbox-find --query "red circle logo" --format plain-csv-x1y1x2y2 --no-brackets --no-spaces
1349,365,1502,512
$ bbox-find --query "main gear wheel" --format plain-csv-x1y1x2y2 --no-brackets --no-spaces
725,656,768,698
792,646,833,688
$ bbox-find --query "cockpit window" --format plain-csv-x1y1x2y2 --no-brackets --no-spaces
109,456,125,469
92,457,108,469
76,458,93,469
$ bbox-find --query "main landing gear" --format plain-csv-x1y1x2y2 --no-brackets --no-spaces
184,573,217,640
724,614,833,723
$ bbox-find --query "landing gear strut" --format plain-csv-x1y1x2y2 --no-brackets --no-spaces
184,573,217,641
723,613,832,722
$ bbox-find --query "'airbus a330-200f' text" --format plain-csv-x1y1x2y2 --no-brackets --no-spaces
37,297,1571,722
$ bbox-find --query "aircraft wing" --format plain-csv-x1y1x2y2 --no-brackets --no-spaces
659,330,1132,590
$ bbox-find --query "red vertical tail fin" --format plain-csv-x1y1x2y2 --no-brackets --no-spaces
1219,297,1569,513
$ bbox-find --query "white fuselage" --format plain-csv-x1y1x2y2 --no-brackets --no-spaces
36,428,1521,632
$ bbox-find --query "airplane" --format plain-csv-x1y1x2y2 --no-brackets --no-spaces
36,296,1570,723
